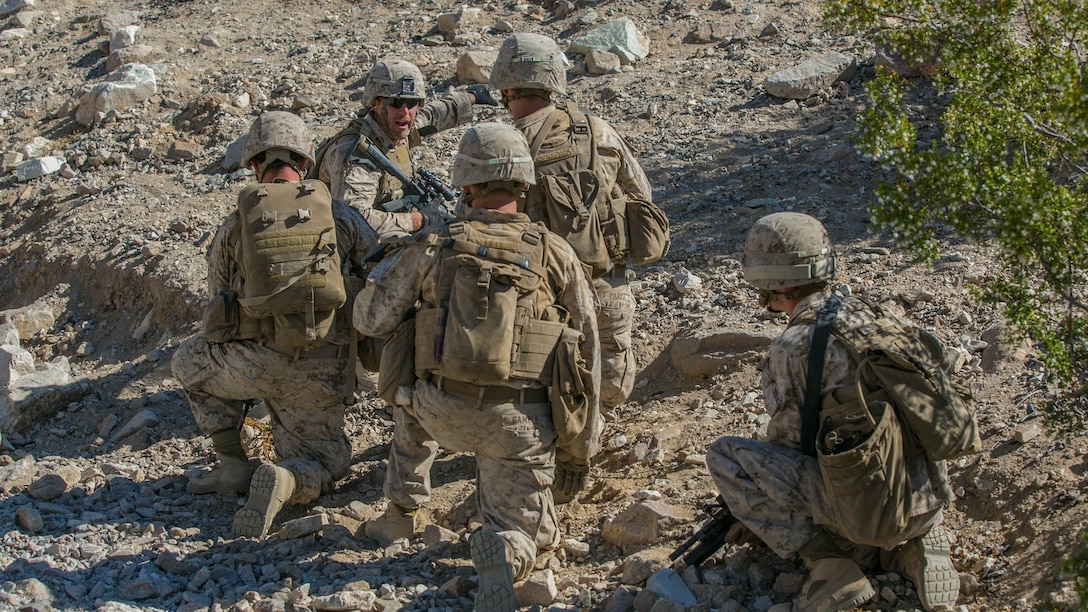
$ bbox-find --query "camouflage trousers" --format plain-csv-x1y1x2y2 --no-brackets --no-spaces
706,436,943,559
385,379,558,581
593,275,636,409
171,336,351,504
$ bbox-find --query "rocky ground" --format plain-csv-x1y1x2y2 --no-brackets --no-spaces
0,0,1086,611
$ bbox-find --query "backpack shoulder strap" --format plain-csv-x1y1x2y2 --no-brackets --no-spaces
565,102,597,168
311,118,365,179
528,107,568,158
421,221,549,279
801,294,844,456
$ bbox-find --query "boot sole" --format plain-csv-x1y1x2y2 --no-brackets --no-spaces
232,464,289,539
470,530,516,612
916,529,959,610
840,582,876,610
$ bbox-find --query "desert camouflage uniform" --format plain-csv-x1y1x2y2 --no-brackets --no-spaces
353,207,600,580
514,105,651,409
173,200,378,504
706,289,955,558
315,93,474,239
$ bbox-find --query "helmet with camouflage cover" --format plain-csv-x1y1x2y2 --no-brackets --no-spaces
490,33,567,96
241,111,315,175
362,58,426,109
451,123,536,188
742,212,835,290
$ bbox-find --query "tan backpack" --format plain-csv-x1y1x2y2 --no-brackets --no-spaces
801,295,980,545
412,220,568,386
235,179,347,349
525,103,669,277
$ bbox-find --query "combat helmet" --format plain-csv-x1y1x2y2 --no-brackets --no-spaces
452,122,535,188
742,212,835,290
362,58,426,109
241,110,315,176
490,33,568,96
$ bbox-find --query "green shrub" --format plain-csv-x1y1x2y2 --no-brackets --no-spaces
824,0,1088,429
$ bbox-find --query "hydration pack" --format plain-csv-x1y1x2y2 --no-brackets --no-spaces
235,179,347,349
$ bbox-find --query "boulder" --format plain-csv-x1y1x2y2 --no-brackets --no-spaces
75,63,157,126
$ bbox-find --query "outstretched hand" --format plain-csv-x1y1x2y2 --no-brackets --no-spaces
467,84,499,107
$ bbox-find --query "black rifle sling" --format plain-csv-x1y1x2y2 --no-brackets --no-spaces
801,294,843,457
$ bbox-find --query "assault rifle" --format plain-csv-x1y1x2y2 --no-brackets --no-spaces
669,495,737,569
354,139,457,224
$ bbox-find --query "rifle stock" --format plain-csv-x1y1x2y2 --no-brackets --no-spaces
669,496,736,569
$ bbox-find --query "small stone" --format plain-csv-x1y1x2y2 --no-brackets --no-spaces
167,141,201,161
515,569,558,607
280,513,327,539
28,473,68,501
140,242,164,257
561,538,590,556
1015,424,1041,444
682,453,706,467
16,506,43,532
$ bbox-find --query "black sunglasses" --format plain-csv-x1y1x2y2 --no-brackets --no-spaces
386,98,421,109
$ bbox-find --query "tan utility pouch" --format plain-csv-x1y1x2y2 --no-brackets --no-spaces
438,256,521,384
235,180,346,349
413,307,442,374
817,361,912,547
535,170,615,277
510,318,565,384
626,197,670,265
551,325,600,461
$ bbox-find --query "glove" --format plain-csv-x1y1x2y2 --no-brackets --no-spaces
466,84,499,107
418,201,454,227
553,460,589,500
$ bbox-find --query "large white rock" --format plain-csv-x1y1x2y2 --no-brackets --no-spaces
15,156,65,181
74,63,157,126
568,18,649,64
19,136,53,158
0,0,33,19
1,359,84,433
0,344,35,388
109,25,139,52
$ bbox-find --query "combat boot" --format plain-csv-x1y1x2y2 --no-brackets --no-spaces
770,530,875,612
470,529,517,612
769,558,875,612
364,504,422,546
232,464,297,539
186,455,259,495
891,526,959,611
